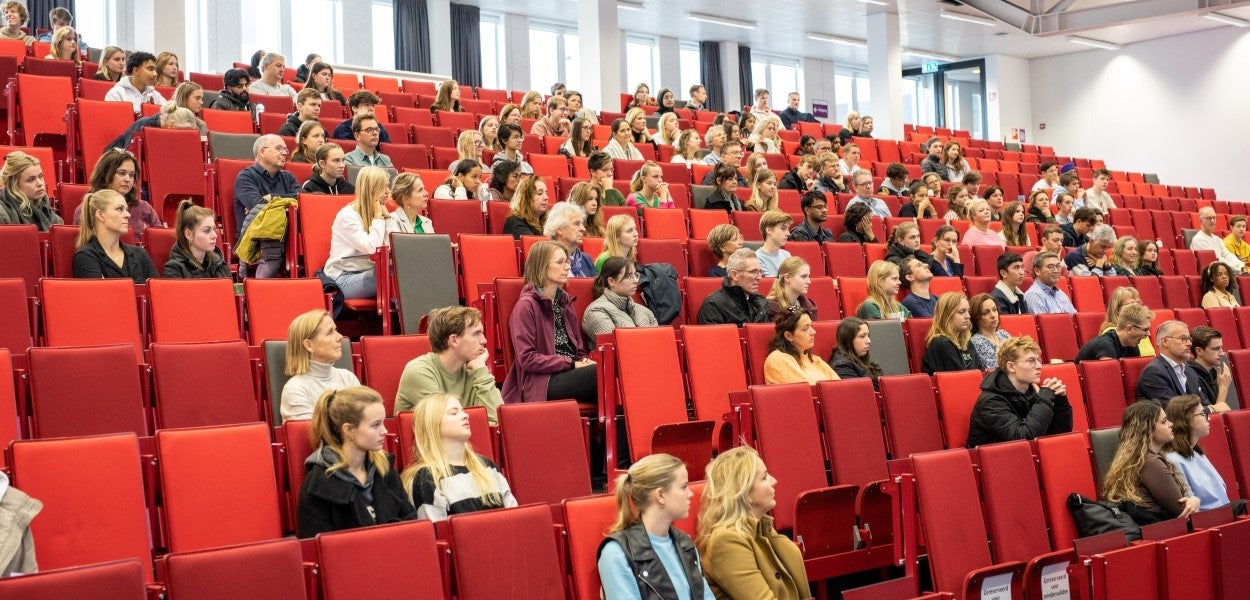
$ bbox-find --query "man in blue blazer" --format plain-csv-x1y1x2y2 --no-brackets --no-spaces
1136,321,1209,408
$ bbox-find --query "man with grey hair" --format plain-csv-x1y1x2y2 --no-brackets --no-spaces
1064,223,1118,276
543,201,594,277
697,248,769,326
1137,320,1208,407
846,169,892,219
248,52,297,98
1025,251,1076,314
234,133,299,238
1191,206,1246,273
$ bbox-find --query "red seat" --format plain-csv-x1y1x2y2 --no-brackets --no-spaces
8,432,152,578
148,278,242,343
1037,312,1081,362
27,343,148,438
786,241,827,276
1206,307,1241,350
680,324,748,449
155,538,306,600
413,125,456,147
427,198,486,235
250,93,295,114
360,334,430,416
641,207,688,240
151,340,261,429
40,278,143,357
243,278,327,344
295,194,390,328
880,373,946,456
0,225,41,295
446,504,566,600
1069,276,1104,312
141,127,208,223
687,208,729,239
635,238,688,278
0,559,147,598
156,422,283,552
933,369,985,449
16,73,73,149
458,234,519,301
1202,412,1241,500
315,520,445,600
528,153,569,179
1036,432,1098,549
1085,541,1163,600
562,493,617,600
201,108,256,134
0,281,31,367
732,211,764,241
392,106,436,127
824,242,867,276
496,400,592,505
1131,275,1165,308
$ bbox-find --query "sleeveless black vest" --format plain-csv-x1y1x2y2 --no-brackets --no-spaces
597,525,706,599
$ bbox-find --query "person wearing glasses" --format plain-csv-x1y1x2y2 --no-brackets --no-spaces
966,336,1071,448
1076,303,1153,362
1164,395,1238,512
1137,321,1210,407
845,169,892,219
1191,207,1246,273
343,114,392,168
1023,252,1076,315
697,248,769,326
234,133,300,239
583,256,657,337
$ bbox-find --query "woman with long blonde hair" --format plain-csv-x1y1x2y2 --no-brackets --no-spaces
448,129,486,174
568,181,604,237
297,386,415,538
766,256,817,320
652,112,680,146
626,162,674,213
94,45,125,81
745,168,778,212
0,150,60,231
856,260,909,320
324,166,404,299
1103,401,1200,524
153,51,180,87
597,454,714,599
697,446,811,599
502,174,549,239
624,107,650,144
400,393,515,522
922,292,980,374
46,26,80,64
518,91,543,119
595,213,639,270
479,115,502,151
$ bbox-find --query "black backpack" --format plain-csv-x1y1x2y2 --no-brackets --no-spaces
637,262,681,325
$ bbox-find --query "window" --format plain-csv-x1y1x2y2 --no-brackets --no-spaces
77,0,118,51
290,0,343,65
750,54,802,107
529,21,579,93
833,67,871,123
239,0,283,68
480,12,505,89
624,35,660,98
183,0,209,73
371,0,394,70
678,42,701,101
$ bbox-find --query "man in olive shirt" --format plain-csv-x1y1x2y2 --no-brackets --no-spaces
395,306,503,424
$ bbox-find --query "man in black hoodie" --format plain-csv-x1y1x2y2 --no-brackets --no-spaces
207,68,256,113
278,88,323,137
966,337,1072,447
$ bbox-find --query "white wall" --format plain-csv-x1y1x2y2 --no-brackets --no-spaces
1030,26,1250,200
803,58,836,123
985,54,1032,144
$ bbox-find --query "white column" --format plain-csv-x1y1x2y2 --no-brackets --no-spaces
719,41,740,112
504,13,529,93
427,0,453,76
802,58,835,123
129,0,185,58
577,0,620,114
658,36,681,97
985,54,1033,143
341,0,375,68
866,11,903,141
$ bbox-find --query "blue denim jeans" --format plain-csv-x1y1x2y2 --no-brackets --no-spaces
333,269,376,300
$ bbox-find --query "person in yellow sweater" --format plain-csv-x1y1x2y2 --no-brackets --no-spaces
763,307,838,385
1224,215,1250,267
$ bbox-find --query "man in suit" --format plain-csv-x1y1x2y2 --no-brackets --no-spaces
1136,320,1209,408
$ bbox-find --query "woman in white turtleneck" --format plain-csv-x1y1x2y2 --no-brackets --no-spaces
280,309,360,422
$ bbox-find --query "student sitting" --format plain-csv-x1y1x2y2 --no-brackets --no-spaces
163,200,231,278
766,257,818,321
324,167,405,299
0,150,62,231
830,317,884,389
394,306,501,423
583,257,658,337
71,190,157,283
921,292,981,374
301,143,355,195
764,307,838,385
1101,401,1201,525
966,336,1071,447
1164,394,1239,512
280,310,360,422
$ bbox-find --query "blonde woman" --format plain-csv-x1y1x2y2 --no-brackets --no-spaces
71,189,155,283
0,150,61,231
390,172,433,234
856,260,910,321
298,386,416,538
153,51,180,87
625,107,650,145
766,256,817,320
519,91,542,119
963,199,1006,247
400,392,516,522
279,309,359,422
598,453,714,599
94,45,125,81
921,292,980,374
671,129,701,165
626,162,674,213
46,26,80,64
479,115,502,151
325,166,405,299
568,181,604,237
698,446,811,599
652,112,680,146
744,153,771,190
595,213,639,271
748,115,782,154
447,130,487,174
1111,236,1140,275
745,168,778,212
838,110,862,145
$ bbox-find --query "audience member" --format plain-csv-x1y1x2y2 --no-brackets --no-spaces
777,92,818,130
302,143,354,195
560,117,596,159
1100,286,1155,356
899,257,937,318
884,221,932,265
595,214,638,271
1025,190,1054,223
701,126,727,165
71,190,156,282
293,53,318,84
247,49,265,79
503,175,548,239
1061,207,1098,248
297,386,415,538
486,159,523,202
857,260,910,320
280,310,359,422
324,167,403,299
982,185,1005,221
153,51,180,87
838,143,862,177
1025,252,1077,314
163,200,230,279
918,137,944,175
778,154,818,192
991,252,1030,315
837,111,862,145
343,114,391,167
564,90,598,124
376,170,430,234
705,224,744,277
1022,225,1068,277
583,257,657,338
685,84,709,111
434,161,485,201
333,91,393,143
876,162,910,197
304,62,346,103
1065,224,1119,276
846,169,891,219
106,97,203,153
530,95,570,137
966,336,1071,447
498,103,522,126
921,293,980,374
754,210,792,277
999,201,1031,247
969,293,1009,368
1137,321,1207,406
697,248,769,326
208,68,255,112
766,257,817,320
653,113,681,147
830,317,883,388
1031,161,1060,193
962,199,1005,247
929,225,965,277
1188,326,1234,413
277,88,322,136
290,120,327,164
962,171,983,198
627,162,675,213
73,149,162,235
480,115,502,151
764,308,837,385
748,115,782,154
598,453,713,600
37,8,87,51
492,123,534,173
248,52,297,98
1200,261,1240,308
0,151,60,231
744,168,778,212
1163,395,1237,511
568,181,604,237
1192,207,1246,273
1109,236,1139,275
94,46,126,82
1224,215,1250,267
899,187,939,220
1053,192,1076,225
1137,238,1164,276
1075,303,1152,362
701,141,746,186
838,202,877,244
105,51,166,111
0,1,32,45
46,26,81,65
545,201,595,277
1084,169,1117,212
697,446,811,599
625,108,651,145
428,79,464,113
501,241,598,404
625,83,652,111
943,185,970,220
395,307,500,421
1101,401,1200,525
941,140,970,182
704,162,744,213
787,191,833,243
234,134,300,238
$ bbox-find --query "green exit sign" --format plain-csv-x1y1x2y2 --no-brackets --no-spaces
922,62,939,74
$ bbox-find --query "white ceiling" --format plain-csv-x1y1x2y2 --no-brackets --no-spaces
463,0,1250,68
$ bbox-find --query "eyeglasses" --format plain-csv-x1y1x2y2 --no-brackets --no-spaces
1166,335,1192,343
1012,357,1043,366
733,268,764,277
1128,324,1151,334
358,127,381,134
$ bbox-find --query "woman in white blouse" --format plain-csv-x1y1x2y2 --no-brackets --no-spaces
324,166,405,299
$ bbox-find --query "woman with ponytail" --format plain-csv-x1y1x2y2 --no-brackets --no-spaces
72,189,157,283
597,453,714,599
296,386,416,538
400,393,515,521
164,200,230,278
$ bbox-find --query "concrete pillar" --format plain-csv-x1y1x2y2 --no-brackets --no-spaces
658,36,681,96
866,11,904,141
341,0,375,68
719,41,740,112
802,58,836,123
427,0,453,76
504,13,529,93
577,0,621,114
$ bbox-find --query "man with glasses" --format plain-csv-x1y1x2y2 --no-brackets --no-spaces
697,248,769,326
234,133,299,239
1189,326,1234,413
1025,252,1076,314
344,114,392,167
1076,304,1153,362
1191,207,1246,273
1138,321,1209,407
846,169,892,219
208,68,257,114
787,191,833,243
529,95,570,137
700,141,746,186
966,336,1071,447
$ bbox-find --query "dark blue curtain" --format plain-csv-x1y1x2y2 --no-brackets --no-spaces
737,45,752,110
395,0,431,73
450,3,481,87
699,41,722,112
28,0,73,36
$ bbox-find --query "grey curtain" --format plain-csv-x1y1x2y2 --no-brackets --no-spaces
699,41,722,112
738,45,753,110
28,0,72,35
395,0,432,73
450,3,481,87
